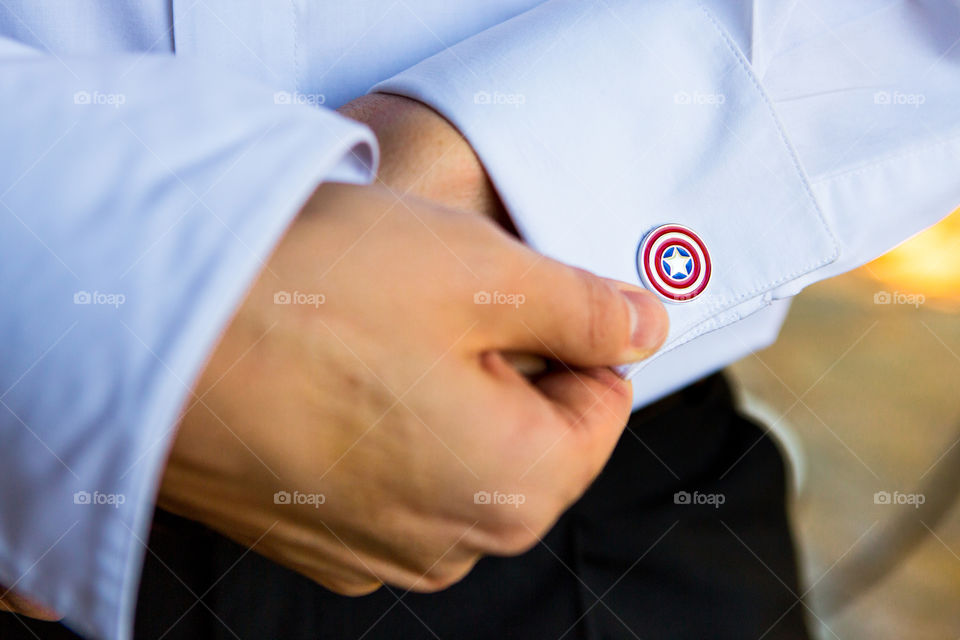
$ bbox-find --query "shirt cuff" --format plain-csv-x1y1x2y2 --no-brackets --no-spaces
373,0,839,375
0,50,376,640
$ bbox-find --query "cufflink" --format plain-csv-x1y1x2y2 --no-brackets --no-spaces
637,224,711,303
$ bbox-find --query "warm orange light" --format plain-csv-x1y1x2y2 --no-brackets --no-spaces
865,208,960,309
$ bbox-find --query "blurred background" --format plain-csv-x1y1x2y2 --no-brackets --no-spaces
729,209,960,639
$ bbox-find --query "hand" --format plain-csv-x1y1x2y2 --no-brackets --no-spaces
339,92,621,377
339,92,546,375
159,182,667,595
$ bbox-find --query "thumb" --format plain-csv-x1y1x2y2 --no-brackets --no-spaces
488,255,668,367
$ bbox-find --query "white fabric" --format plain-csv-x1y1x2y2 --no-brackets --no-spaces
1,1,958,638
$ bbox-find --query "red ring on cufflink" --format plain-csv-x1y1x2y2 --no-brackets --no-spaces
637,224,711,303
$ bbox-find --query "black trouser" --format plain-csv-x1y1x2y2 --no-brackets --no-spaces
5,374,810,640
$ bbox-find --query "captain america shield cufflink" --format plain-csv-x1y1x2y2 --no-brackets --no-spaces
637,224,711,303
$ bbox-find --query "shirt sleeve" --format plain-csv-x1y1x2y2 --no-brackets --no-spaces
0,38,376,640
372,0,960,379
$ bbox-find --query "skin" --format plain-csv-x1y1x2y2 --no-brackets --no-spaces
0,590,60,621
158,182,666,595
338,92,511,226
2,94,668,618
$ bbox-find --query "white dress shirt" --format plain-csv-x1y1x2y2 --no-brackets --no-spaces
1,1,958,638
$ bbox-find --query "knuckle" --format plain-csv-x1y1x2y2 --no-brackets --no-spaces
496,527,541,556
588,372,634,421
418,561,475,592
483,519,541,556
414,573,450,592
321,578,382,597
568,427,623,489
571,461,604,500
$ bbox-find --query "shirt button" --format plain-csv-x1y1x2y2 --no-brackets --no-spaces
637,224,712,303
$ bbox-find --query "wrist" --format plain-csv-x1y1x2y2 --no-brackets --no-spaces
339,93,511,227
